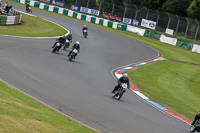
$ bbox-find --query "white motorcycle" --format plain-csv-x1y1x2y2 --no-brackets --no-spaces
190,120,200,132
83,30,88,38
52,42,61,53
69,49,78,61
112,83,127,100
63,39,70,50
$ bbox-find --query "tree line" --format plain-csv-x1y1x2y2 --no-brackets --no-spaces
123,0,200,20
68,0,200,20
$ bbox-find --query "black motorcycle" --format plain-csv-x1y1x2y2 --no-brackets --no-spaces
112,83,127,100
26,7,32,14
83,30,88,38
52,42,61,53
68,49,78,61
190,120,200,132
63,39,70,50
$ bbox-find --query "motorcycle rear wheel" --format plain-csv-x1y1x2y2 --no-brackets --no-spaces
117,93,123,100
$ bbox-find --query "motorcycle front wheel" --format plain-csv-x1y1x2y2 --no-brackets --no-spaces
190,125,195,132
117,92,123,100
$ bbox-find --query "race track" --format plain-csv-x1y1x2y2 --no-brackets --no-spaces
0,5,190,133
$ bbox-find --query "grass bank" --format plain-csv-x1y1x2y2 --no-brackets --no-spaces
0,81,96,133
129,61,200,121
0,13,67,37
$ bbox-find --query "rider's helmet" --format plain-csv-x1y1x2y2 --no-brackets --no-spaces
84,25,87,27
76,41,80,45
123,73,128,80
198,111,200,114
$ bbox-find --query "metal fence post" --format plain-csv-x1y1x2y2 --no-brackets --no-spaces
99,1,102,11
134,5,138,20
175,15,180,35
111,0,115,14
86,0,89,7
156,10,159,24
185,17,189,39
167,13,170,28
194,20,199,41
145,7,148,19
123,2,126,18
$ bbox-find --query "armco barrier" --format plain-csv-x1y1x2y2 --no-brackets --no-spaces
16,0,200,55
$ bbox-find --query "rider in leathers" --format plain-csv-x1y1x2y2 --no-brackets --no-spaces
191,111,200,125
66,33,73,43
112,73,130,93
52,36,66,51
82,25,88,35
67,41,80,59
26,3,30,12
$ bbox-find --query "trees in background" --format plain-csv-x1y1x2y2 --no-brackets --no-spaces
161,0,193,17
66,0,200,20
187,0,200,20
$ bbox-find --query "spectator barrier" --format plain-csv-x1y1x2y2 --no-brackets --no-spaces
0,13,22,25
13,0,200,54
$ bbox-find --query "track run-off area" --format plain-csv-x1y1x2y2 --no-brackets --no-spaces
0,4,191,133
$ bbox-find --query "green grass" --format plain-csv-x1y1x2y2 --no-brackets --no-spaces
0,13,67,37
2,0,200,124
129,61,200,121
0,82,96,133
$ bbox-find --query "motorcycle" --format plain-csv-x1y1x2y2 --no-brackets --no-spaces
52,42,61,53
63,39,70,50
68,49,78,61
112,83,127,100
83,30,88,38
190,120,200,132
26,7,32,14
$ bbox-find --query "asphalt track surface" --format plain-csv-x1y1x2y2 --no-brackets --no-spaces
0,5,190,133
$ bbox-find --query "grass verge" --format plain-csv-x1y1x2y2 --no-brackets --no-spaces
129,61,200,121
0,81,96,133
0,13,67,37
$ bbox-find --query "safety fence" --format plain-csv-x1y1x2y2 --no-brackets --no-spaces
0,8,22,25
59,0,200,44
12,0,200,54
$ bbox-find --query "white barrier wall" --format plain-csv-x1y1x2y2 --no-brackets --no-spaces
6,16,15,24
68,10,73,17
86,15,91,22
58,8,64,14
103,19,108,27
49,5,54,12
30,1,35,6
127,25,145,36
20,0,25,4
192,44,200,54
39,3,45,9
113,22,118,29
95,17,100,24
160,35,177,46
77,13,82,20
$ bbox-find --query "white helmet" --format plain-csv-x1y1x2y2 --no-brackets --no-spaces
76,41,80,44
123,73,128,78
84,25,87,27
